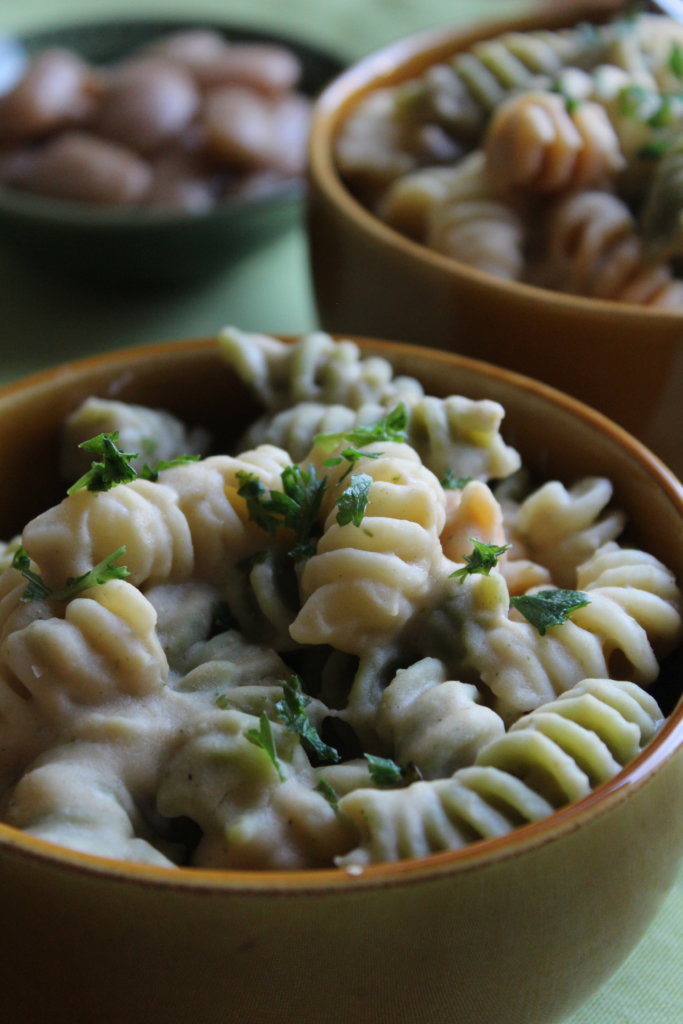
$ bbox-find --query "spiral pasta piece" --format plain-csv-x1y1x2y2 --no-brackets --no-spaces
511,476,625,588
156,708,352,869
376,657,505,778
290,442,447,656
426,195,525,280
1,580,169,720
399,25,609,143
540,190,683,307
240,400,387,463
219,326,424,412
21,447,290,589
377,150,495,240
336,677,663,867
407,394,521,482
6,743,179,867
484,90,624,194
455,538,681,713
60,396,210,483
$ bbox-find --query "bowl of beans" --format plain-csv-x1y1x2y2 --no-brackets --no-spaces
0,18,344,282
307,0,683,474
0,327,682,1023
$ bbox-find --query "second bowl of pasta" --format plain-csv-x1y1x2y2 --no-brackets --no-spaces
307,0,683,475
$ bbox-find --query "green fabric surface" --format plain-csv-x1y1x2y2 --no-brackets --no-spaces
0,1,680,1021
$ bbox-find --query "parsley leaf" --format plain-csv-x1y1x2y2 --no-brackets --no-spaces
12,545,130,603
67,432,138,495
440,469,472,490
669,41,683,80
323,446,382,483
245,712,285,782
140,454,200,481
510,589,590,635
275,675,341,764
314,403,409,453
336,473,372,527
316,777,339,812
236,465,327,560
365,754,421,787
450,538,510,582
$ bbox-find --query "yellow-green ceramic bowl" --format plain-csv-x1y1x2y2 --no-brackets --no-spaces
306,0,683,476
0,335,681,1024
0,18,344,284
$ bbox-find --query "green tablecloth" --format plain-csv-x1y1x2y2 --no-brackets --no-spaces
0,2,680,1021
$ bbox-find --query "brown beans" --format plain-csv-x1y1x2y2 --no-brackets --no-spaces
0,30,312,211
144,30,302,93
0,49,100,138
13,131,152,205
93,61,200,154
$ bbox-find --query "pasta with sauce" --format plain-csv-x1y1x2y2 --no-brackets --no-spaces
0,329,679,871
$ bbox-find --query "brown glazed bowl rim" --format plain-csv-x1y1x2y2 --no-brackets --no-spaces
307,0,683,327
0,335,681,894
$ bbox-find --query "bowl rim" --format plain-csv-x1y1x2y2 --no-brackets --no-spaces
0,333,681,894
0,14,346,228
307,0,683,324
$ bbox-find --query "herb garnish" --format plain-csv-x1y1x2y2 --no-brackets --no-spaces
67,432,200,493
365,753,421,787
12,544,129,603
669,41,683,80
316,777,340,812
323,446,382,483
314,403,409,453
450,538,510,582
336,473,372,527
245,712,285,782
440,469,472,490
67,432,138,495
236,464,327,560
510,589,590,635
275,675,340,764
139,454,200,481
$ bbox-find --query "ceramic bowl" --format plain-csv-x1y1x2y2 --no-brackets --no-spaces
0,334,681,1024
0,18,344,284
306,0,683,476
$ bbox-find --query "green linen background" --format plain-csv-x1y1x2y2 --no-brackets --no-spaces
0,1,679,1020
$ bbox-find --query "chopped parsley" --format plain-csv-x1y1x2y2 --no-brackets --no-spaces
314,403,409,453
140,454,200,481
275,675,340,765
12,544,129,603
67,431,201,493
336,473,372,527
669,41,683,80
323,446,381,483
510,588,590,635
236,464,327,560
67,432,138,495
365,753,421,787
440,469,472,490
315,777,339,812
450,538,510,582
245,712,285,782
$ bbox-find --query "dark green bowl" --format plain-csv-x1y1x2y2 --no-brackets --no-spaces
0,19,345,285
